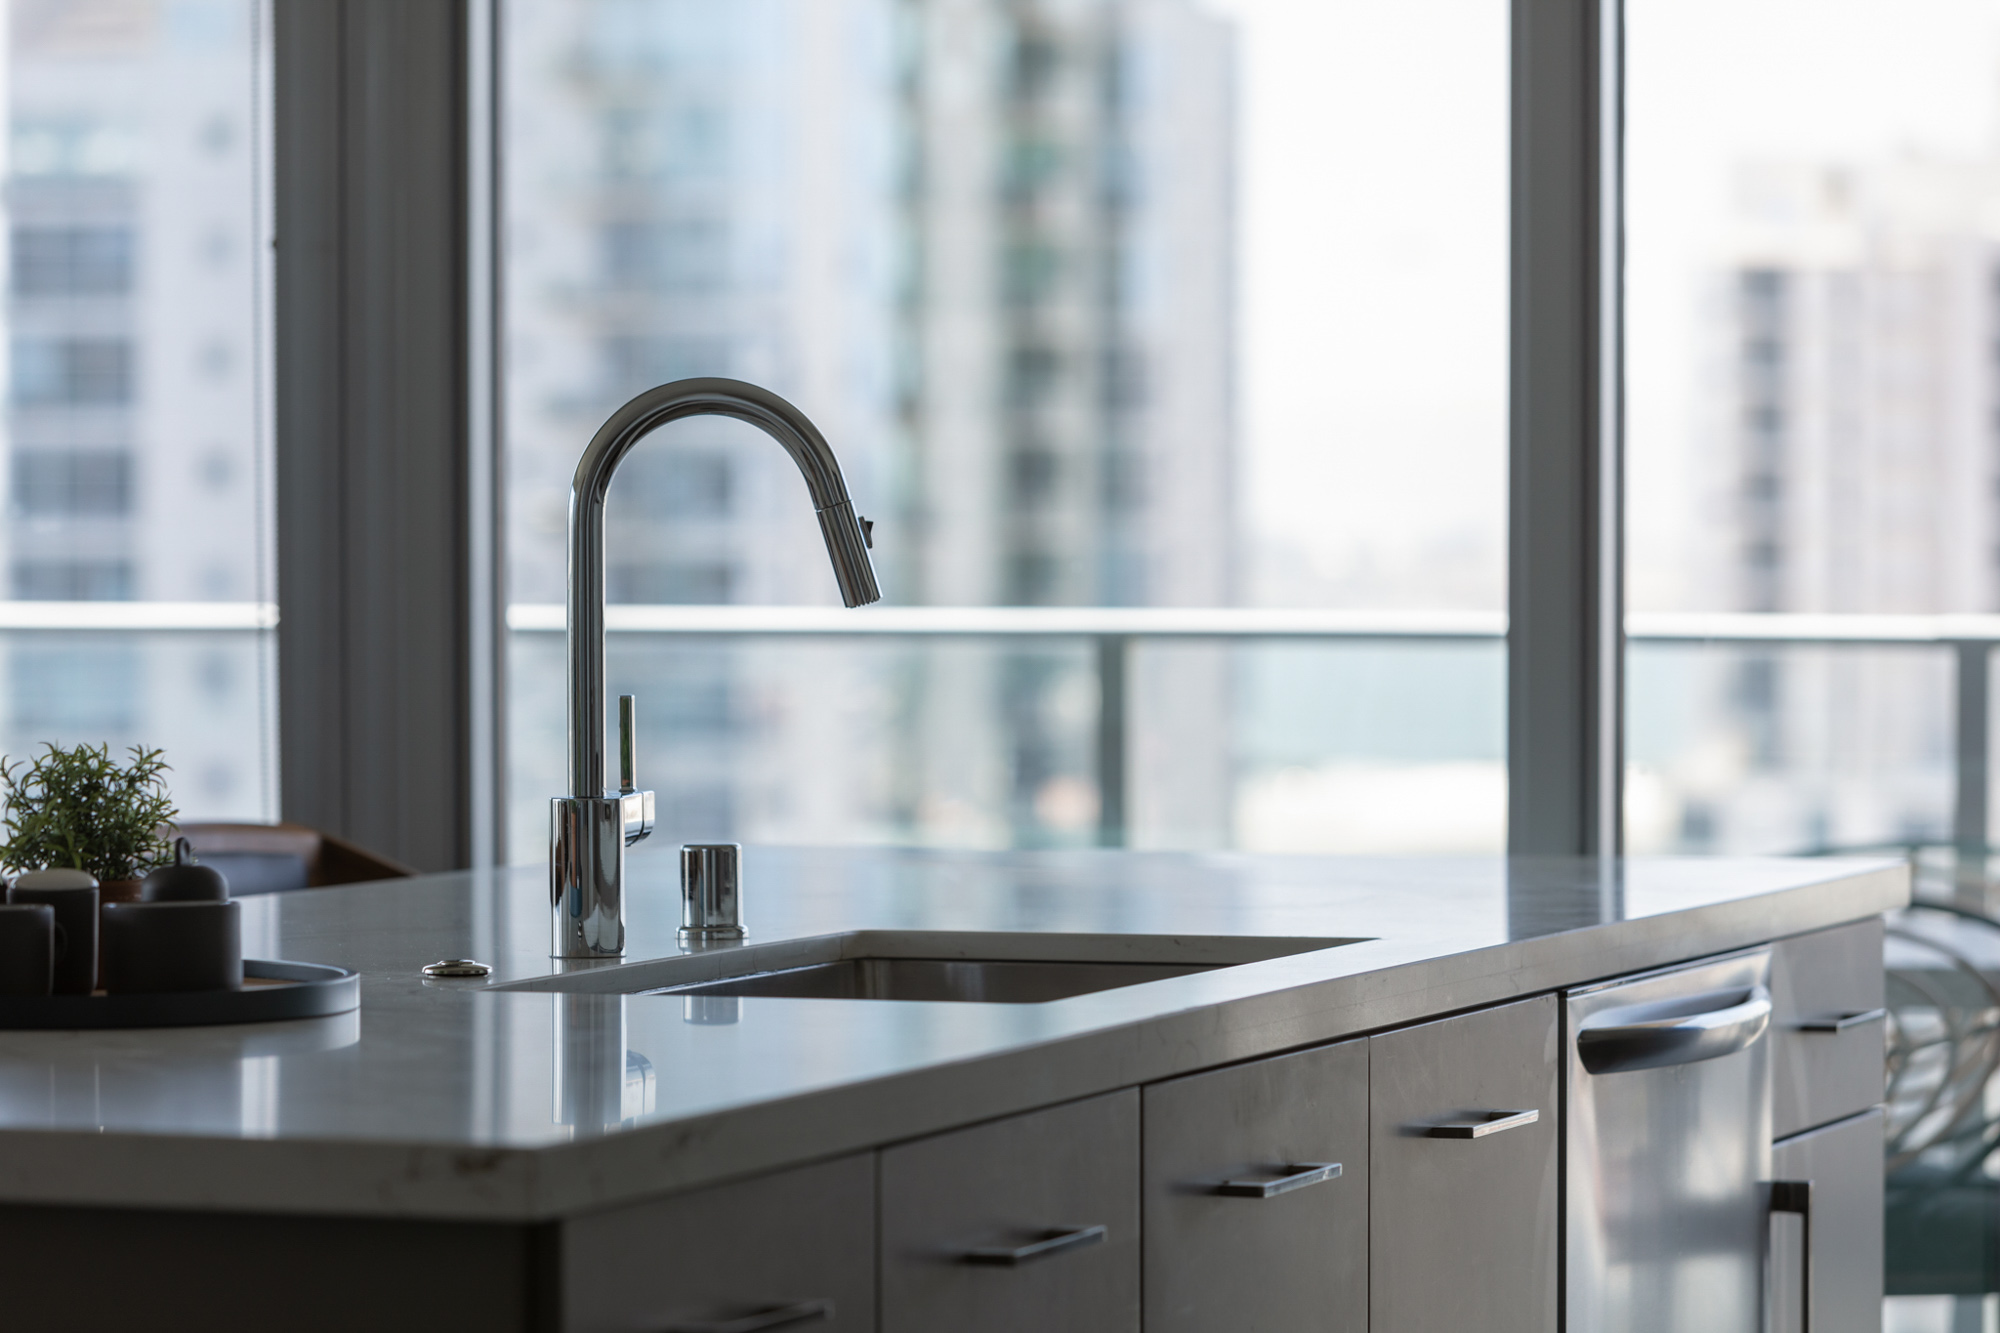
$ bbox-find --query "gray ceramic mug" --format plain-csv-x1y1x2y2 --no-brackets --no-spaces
7,879,99,995
0,903,55,997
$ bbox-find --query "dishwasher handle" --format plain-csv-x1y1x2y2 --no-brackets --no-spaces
1576,984,1772,1074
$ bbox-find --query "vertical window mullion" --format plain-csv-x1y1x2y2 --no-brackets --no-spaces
1508,0,1625,859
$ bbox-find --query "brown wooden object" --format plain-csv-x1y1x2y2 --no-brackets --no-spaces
171,821,415,889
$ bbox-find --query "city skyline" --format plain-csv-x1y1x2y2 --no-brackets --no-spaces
7,0,1998,865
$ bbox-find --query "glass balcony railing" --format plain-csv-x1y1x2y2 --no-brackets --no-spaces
497,604,2000,878
505,605,1509,864
8,600,1999,884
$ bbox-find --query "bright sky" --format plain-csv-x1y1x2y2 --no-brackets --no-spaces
1202,0,1508,609
1203,0,2000,611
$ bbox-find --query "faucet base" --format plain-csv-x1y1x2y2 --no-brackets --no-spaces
550,795,634,959
678,926,748,948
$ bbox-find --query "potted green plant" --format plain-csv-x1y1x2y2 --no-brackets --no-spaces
0,743,179,902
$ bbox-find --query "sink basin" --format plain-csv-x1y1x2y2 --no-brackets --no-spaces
647,957,1219,1003
498,930,1365,1003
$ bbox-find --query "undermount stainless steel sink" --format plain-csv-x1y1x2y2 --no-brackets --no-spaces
646,956,1219,1004
498,930,1366,1004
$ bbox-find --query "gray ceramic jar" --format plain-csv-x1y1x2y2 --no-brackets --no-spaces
101,900,242,994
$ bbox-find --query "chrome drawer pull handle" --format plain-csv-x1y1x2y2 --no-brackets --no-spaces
1216,1161,1342,1198
662,1299,834,1333
1427,1108,1540,1139
1771,1179,1813,1333
1796,1008,1885,1032
966,1224,1107,1265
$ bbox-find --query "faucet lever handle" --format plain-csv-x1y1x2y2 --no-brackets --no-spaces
618,694,637,794
616,695,653,845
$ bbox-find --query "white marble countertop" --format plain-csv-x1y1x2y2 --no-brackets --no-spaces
0,844,1905,1221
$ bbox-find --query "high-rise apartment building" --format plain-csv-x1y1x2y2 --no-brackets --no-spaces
892,0,1233,611
1683,154,2000,850
1711,159,2000,619
503,0,1235,856
0,0,270,820
887,0,1235,846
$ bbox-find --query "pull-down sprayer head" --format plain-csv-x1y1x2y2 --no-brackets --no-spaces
564,377,879,800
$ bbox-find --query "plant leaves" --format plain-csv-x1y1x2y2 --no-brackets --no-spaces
0,742,179,881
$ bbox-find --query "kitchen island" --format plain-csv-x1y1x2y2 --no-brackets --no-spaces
0,845,1906,1330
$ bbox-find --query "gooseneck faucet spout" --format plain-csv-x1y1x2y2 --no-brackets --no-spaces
551,378,880,959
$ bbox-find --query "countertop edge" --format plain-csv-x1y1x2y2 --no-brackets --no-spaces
0,860,1907,1223
522,863,1909,1219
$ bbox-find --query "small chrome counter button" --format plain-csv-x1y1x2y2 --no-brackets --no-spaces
422,958,493,979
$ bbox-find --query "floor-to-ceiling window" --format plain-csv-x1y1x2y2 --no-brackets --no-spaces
1627,0,2000,860
499,0,1507,862
1627,2,2000,1322
0,0,275,822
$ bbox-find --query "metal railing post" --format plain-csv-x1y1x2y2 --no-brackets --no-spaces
1954,640,1990,908
1096,635,1129,847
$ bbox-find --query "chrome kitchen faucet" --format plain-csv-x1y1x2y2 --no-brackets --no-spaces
551,378,881,958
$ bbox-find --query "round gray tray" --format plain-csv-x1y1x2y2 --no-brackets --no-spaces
0,960,359,1030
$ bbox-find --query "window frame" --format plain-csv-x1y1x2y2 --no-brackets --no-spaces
271,0,505,872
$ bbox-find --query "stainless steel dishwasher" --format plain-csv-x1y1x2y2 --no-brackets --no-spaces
1567,948,1778,1332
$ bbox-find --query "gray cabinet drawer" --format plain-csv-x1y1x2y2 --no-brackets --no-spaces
881,1090,1140,1333
1772,918,1886,1138
1370,994,1559,1333
558,1154,875,1333
1772,1108,1885,1333
1143,1038,1368,1333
